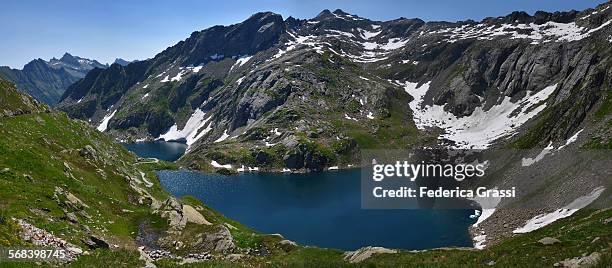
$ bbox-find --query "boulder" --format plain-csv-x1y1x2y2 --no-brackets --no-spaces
79,145,98,161
538,237,561,245
198,225,236,253
557,252,601,268
183,205,212,225
82,235,110,249
344,246,397,263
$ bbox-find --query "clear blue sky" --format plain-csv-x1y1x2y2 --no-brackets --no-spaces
0,0,607,69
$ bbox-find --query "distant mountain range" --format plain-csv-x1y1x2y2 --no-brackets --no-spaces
112,58,133,66
0,53,133,105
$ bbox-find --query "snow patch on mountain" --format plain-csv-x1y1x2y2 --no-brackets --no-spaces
230,55,253,71
326,29,355,38
170,70,187,82
405,82,558,149
557,129,584,150
359,28,382,39
186,65,204,73
211,160,232,169
158,109,212,146
513,187,605,234
97,110,117,132
431,19,612,44
273,34,319,59
214,130,230,143
521,142,554,166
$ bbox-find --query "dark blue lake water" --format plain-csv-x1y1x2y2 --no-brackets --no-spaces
123,141,476,250
122,141,187,161
157,169,476,250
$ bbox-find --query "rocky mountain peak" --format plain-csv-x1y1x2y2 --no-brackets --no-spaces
248,11,282,22
481,9,579,25
332,9,350,16
162,11,285,67
113,58,132,66
59,52,79,65
314,9,335,20
22,58,48,70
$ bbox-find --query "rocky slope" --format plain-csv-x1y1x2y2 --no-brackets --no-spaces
0,53,107,105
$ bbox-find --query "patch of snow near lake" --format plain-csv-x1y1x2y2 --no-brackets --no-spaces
237,165,259,172
405,82,558,149
469,188,502,227
211,160,232,169
214,130,230,143
141,93,149,100
473,235,487,250
143,84,149,89
469,188,502,249
76,97,83,104
557,129,584,150
328,166,339,170
97,110,117,132
366,112,375,119
271,128,282,136
282,168,291,172
513,187,605,234
160,75,170,83
158,109,212,146
521,142,554,166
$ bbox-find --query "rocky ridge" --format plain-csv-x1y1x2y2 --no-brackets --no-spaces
0,53,107,105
